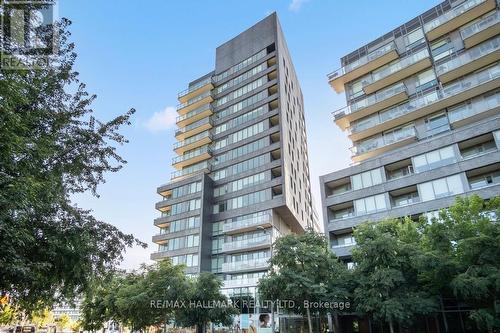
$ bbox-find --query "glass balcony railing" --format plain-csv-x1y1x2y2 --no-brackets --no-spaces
172,146,211,164
174,131,211,150
449,91,500,123
223,277,261,288
436,36,500,76
461,10,500,40
177,90,212,110
178,77,213,99
349,63,500,134
171,161,211,180
362,48,430,85
333,82,407,118
221,257,269,272
424,0,489,33
351,126,416,156
327,42,397,80
176,104,212,123
222,235,271,252
175,117,212,137
223,213,272,233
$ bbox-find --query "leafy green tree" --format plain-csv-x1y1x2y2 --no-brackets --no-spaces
421,195,500,332
175,272,236,333
258,230,350,333
81,261,190,331
0,15,144,311
352,218,437,333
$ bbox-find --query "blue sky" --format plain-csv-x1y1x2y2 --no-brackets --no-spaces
60,0,441,269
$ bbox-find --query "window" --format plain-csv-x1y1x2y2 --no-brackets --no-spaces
217,91,267,119
348,79,364,100
468,171,500,189
214,138,268,165
214,172,266,197
431,38,454,61
416,69,437,92
216,77,266,107
215,106,266,134
213,190,269,213
461,140,497,158
418,174,464,201
354,194,387,215
332,233,356,248
351,168,383,190
425,113,450,137
405,28,425,50
413,145,457,173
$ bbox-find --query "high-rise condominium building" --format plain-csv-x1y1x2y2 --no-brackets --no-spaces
151,13,316,299
321,0,500,264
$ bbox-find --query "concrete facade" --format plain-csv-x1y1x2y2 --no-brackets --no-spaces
152,13,317,297
321,0,500,261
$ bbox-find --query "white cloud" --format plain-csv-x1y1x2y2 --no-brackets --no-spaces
144,106,177,132
289,0,310,12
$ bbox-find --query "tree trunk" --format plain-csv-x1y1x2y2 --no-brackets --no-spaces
196,323,204,333
389,320,395,333
306,307,313,333
333,313,341,333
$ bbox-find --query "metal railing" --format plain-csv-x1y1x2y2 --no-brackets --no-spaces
222,213,272,233
177,90,212,110
348,63,500,133
174,131,211,150
178,77,213,99
362,48,430,85
436,36,500,76
333,82,407,118
327,41,397,80
461,9,500,40
424,0,488,32
172,146,211,164
222,235,271,252
351,126,416,155
221,257,269,272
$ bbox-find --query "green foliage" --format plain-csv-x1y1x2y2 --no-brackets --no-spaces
82,261,234,332
420,195,500,332
0,304,18,325
0,16,144,311
30,308,55,328
258,230,350,333
56,314,72,330
352,218,438,330
176,272,237,333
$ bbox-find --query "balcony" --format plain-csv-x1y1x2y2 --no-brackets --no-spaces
347,63,500,141
174,131,212,154
171,161,211,181
221,257,269,273
223,213,273,235
175,117,213,140
351,126,417,162
177,90,214,116
436,36,500,83
333,82,408,129
362,48,432,94
461,10,500,48
424,0,496,41
223,277,261,289
328,41,399,93
176,104,213,128
449,91,500,127
172,146,212,170
221,235,271,254
178,77,214,103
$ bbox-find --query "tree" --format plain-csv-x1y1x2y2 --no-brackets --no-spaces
56,314,72,331
351,218,437,333
258,230,350,333
421,195,500,332
0,304,18,325
176,272,236,333
81,260,191,331
0,14,144,311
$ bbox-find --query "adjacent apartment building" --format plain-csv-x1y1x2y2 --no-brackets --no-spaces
151,13,316,298
321,0,500,263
